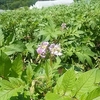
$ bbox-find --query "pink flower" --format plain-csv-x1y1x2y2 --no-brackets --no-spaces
37,42,49,58
37,42,62,58
49,44,62,56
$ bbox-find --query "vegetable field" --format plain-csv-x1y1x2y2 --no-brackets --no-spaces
0,0,100,100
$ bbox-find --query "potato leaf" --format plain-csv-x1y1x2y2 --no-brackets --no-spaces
73,68,98,99
11,54,23,77
0,51,11,77
0,78,25,100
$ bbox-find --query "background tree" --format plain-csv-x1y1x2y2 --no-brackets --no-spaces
0,0,37,10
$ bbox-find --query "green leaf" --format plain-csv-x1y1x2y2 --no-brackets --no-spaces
45,92,60,100
67,51,73,57
11,55,23,77
53,57,61,69
54,69,76,95
26,63,34,83
44,60,52,77
1,41,26,55
0,29,4,46
44,35,50,41
25,43,34,56
84,54,93,67
76,52,85,63
0,51,11,77
93,96,100,100
0,78,25,100
89,20,96,30
75,30,84,35
86,88,100,100
5,33,15,45
73,68,98,99
45,92,71,100
83,47,95,57
54,73,64,94
95,69,100,83
71,30,84,38
62,69,76,92
51,30,62,39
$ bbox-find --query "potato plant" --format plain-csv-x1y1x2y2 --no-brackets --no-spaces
0,0,100,99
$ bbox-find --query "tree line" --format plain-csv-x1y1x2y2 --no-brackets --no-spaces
0,0,37,10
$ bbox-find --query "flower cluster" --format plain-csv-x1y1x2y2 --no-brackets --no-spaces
37,42,62,58
36,42,49,58
49,44,62,56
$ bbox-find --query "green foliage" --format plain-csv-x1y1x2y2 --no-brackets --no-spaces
38,20,62,41
0,51,11,77
26,63,34,83
86,88,100,100
0,78,25,100
45,92,71,100
0,0,100,99
11,54,23,77
54,69,76,94
45,68,100,100
1,41,26,55
73,69,97,99
0,27,4,46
